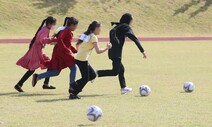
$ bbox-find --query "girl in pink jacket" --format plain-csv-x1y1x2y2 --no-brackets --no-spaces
15,16,57,92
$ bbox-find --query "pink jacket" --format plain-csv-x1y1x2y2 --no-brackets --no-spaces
16,27,57,70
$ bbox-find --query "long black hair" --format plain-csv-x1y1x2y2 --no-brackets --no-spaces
111,13,133,26
84,21,101,35
53,17,79,37
29,16,56,49
77,21,101,45
63,17,79,27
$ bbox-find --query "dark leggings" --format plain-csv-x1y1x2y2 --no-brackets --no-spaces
71,60,96,95
17,69,50,87
97,58,126,88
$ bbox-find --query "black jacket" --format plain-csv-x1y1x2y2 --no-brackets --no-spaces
108,23,144,59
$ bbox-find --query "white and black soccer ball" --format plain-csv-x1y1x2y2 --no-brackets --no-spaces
183,82,195,92
87,105,102,122
139,85,151,96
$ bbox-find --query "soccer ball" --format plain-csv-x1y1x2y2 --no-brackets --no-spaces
87,105,102,122
183,82,195,92
139,85,151,96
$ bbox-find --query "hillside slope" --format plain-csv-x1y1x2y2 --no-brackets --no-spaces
0,0,212,38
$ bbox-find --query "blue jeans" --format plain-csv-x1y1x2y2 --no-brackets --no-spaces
37,65,77,85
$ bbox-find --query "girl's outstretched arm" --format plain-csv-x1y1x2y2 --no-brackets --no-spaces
39,30,57,44
94,42,112,54
125,28,147,59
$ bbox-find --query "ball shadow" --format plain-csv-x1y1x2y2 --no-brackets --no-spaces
180,91,193,93
78,124,95,127
134,95,148,97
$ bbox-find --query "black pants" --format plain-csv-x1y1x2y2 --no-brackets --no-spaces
71,60,96,95
17,69,50,87
97,58,126,88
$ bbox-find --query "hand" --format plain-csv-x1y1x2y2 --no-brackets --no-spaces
106,42,112,49
52,34,57,37
142,52,147,59
70,51,75,57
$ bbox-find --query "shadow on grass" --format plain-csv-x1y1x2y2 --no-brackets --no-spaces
92,0,131,12
11,93,59,97
36,98,69,103
173,0,212,18
0,91,61,97
78,124,94,127
134,95,149,97
36,94,105,103
0,92,18,96
31,0,77,15
180,91,193,93
80,94,104,98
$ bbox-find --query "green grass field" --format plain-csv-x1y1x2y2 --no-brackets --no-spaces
0,41,212,127
0,0,212,38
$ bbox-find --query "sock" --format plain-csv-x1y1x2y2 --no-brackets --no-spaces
95,70,99,77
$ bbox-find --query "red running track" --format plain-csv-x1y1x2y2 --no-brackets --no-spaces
0,37,212,43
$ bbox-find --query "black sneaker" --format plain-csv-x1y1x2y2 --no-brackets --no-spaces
68,85,75,94
43,85,56,89
69,94,81,100
68,88,74,94
14,85,24,92
32,74,38,87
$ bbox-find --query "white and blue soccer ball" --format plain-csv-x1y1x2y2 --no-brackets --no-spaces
183,82,195,92
139,85,151,96
87,105,102,122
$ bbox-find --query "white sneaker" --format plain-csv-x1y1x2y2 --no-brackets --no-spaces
121,87,132,95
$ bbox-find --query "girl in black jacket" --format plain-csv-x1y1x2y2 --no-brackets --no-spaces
97,13,147,95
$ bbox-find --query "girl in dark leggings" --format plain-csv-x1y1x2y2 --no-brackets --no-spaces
97,13,147,95
15,16,57,92
69,21,112,99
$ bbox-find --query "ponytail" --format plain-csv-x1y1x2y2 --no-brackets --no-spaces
53,17,78,38
77,21,101,46
53,17,69,37
84,24,94,35
63,17,69,26
111,22,120,26
84,21,101,35
63,17,79,27
29,16,56,48
111,13,133,27
29,19,46,49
